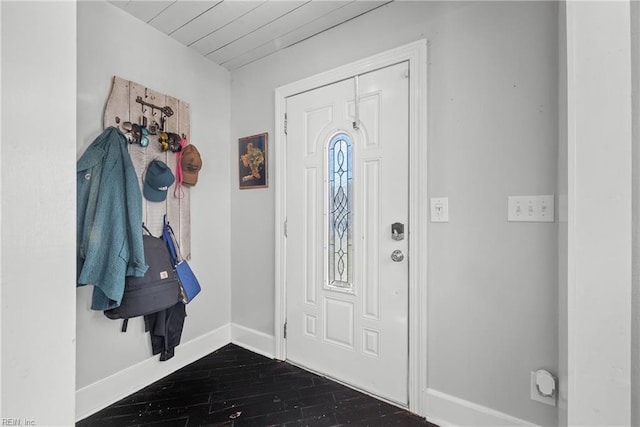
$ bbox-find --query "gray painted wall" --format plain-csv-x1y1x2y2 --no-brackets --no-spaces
230,2,559,425
557,2,568,425
632,3,640,426
1,2,77,425
76,1,231,390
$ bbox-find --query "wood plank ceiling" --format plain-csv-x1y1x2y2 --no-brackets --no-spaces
109,0,392,71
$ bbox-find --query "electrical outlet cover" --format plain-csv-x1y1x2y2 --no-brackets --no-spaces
530,371,556,406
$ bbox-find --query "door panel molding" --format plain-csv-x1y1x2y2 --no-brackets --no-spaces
274,39,428,416
287,68,408,403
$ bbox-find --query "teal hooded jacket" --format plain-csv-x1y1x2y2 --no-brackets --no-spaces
77,127,148,310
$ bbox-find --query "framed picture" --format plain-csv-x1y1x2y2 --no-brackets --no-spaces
238,132,268,189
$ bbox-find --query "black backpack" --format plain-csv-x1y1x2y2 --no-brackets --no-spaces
104,225,182,330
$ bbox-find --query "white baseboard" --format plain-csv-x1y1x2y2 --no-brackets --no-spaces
75,323,231,422
425,389,540,427
230,323,275,359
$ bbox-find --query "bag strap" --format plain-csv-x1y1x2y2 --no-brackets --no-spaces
166,224,183,263
142,223,154,237
162,215,179,262
173,136,188,199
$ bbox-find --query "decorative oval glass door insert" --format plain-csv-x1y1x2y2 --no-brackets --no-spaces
327,133,353,289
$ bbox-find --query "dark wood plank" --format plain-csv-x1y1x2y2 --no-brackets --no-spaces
76,344,436,427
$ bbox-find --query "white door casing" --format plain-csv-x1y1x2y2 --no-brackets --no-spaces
274,40,428,415
285,62,409,405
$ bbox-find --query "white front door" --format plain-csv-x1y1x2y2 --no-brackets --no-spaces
285,61,409,405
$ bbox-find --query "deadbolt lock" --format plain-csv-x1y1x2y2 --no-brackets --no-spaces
391,222,404,241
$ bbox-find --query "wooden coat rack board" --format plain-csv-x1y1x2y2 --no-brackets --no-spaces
103,76,191,259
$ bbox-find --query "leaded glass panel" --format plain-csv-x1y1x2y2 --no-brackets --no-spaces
328,133,353,289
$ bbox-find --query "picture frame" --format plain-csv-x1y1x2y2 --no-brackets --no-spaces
238,132,268,189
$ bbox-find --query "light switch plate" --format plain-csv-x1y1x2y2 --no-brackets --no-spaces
431,197,449,222
508,195,555,222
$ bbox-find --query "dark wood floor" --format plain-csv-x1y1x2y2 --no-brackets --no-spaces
77,343,436,427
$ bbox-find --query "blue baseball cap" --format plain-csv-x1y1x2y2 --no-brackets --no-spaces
144,160,175,202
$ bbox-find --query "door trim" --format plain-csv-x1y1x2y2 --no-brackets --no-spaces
274,40,428,416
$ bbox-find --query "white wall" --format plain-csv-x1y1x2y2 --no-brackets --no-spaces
230,2,559,425
76,0,231,418
564,1,632,425
633,1,640,425
1,2,77,425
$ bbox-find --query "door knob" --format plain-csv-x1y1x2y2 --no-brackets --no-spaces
391,250,404,262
